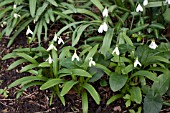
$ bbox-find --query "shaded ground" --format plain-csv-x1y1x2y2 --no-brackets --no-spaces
0,34,170,113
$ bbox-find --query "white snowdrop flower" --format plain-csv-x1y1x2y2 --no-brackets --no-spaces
47,43,57,51
112,46,120,55
166,0,170,4
58,37,64,45
149,40,158,49
134,57,142,67
103,22,108,32
98,22,108,33
89,57,96,67
14,13,21,18
143,0,148,6
102,7,108,17
46,55,53,64
26,26,33,35
13,4,17,9
53,33,58,42
72,51,79,61
136,4,143,12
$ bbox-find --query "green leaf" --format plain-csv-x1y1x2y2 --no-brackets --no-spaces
40,78,66,90
122,64,134,74
72,69,92,78
100,29,114,56
8,76,47,88
35,2,48,21
82,91,88,113
90,0,104,11
60,80,78,96
95,64,111,75
20,64,38,72
109,73,128,92
83,83,100,105
29,0,37,17
52,49,58,77
107,94,123,105
47,0,58,7
38,62,50,67
144,91,163,113
129,87,142,104
16,53,38,64
149,23,165,29
85,44,99,62
132,70,158,82
8,59,27,70
129,24,149,35
2,53,17,60
89,67,104,82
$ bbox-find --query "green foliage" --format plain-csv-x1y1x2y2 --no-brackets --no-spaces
1,0,170,112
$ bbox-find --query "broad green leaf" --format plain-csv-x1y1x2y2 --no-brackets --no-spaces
40,78,66,90
107,94,123,105
89,67,104,82
8,76,47,88
29,0,37,17
47,0,58,7
144,91,163,113
90,0,104,11
85,44,99,62
83,83,100,105
100,29,114,56
72,69,92,78
52,49,58,77
2,53,17,60
109,73,128,92
16,53,38,64
95,64,111,75
20,64,38,72
129,87,142,104
146,1,166,8
122,64,134,74
60,80,78,96
132,70,158,82
38,62,50,67
8,59,27,70
72,24,91,46
82,91,88,113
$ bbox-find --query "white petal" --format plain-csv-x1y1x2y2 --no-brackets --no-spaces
103,22,108,32
14,13,21,18
112,47,120,55
13,4,17,9
102,8,108,17
48,55,53,64
149,41,158,49
58,37,64,44
53,33,58,42
134,58,142,67
143,0,148,6
72,52,79,61
98,24,104,33
47,44,57,51
136,4,143,12
89,58,96,67
26,26,33,35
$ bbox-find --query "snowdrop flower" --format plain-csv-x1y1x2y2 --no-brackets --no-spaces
98,22,108,33
72,51,79,61
136,4,143,12
112,46,120,55
14,13,21,18
143,0,148,6
166,0,170,4
89,57,96,67
102,8,108,17
46,55,53,64
1,22,7,27
53,33,58,42
47,43,57,51
58,37,64,45
26,26,33,35
13,4,17,9
149,40,158,49
134,57,142,67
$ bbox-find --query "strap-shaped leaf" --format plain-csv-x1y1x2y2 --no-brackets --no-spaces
47,0,58,7
85,44,99,62
2,53,17,60
132,70,158,82
60,80,78,96
20,64,38,72
82,91,88,113
16,53,38,64
29,0,37,17
83,83,100,105
52,49,58,77
107,94,123,105
90,0,104,11
8,59,27,70
8,76,48,88
40,78,66,90
72,69,92,78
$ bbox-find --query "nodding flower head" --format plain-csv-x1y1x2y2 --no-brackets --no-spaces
47,43,57,51
112,46,120,56
72,51,79,61
89,57,96,67
149,40,158,49
136,4,143,12
134,57,142,67
102,7,108,17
